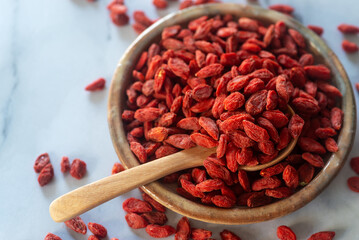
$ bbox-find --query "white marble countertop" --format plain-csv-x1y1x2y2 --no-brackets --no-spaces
0,0,359,239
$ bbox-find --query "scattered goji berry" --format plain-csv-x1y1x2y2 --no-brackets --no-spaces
70,159,87,179
277,225,296,240
347,176,359,193
88,222,107,238
146,224,176,238
85,78,106,91
34,153,50,173
44,233,62,240
64,216,87,234
307,231,335,240
38,163,54,187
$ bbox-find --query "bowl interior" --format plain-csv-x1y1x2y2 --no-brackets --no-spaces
108,3,356,224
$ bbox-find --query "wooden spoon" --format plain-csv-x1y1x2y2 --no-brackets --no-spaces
49,107,297,223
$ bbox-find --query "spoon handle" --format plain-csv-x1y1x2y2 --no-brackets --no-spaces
49,146,215,222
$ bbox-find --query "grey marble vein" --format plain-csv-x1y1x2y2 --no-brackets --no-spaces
0,0,19,151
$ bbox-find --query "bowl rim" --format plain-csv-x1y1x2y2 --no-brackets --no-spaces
108,3,356,225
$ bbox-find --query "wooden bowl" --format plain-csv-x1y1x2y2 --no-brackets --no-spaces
108,3,356,224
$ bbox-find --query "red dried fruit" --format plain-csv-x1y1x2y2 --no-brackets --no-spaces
338,24,359,34
142,193,166,212
288,114,304,138
69,158,87,180
133,10,153,27
223,92,245,111
298,163,315,186
330,107,343,131
237,169,251,192
252,176,282,191
142,212,168,225
110,13,129,27
302,152,324,168
64,216,87,234
112,162,125,174
217,134,228,158
190,133,218,148
165,134,196,149
283,165,299,189
262,110,289,128
38,163,54,187
34,153,51,173
123,197,153,213
85,78,106,91
307,25,324,36
269,4,294,14
153,0,167,9
304,65,331,81
307,231,335,240
196,179,224,192
88,235,100,240
59,156,70,173
247,191,272,207
277,225,296,240
191,228,212,240
324,138,338,153
146,224,176,238
44,233,62,240
125,213,149,229
260,162,288,178
175,217,191,240
130,142,147,163
196,63,224,78
211,195,236,208
243,120,269,142
350,157,359,175
265,187,292,198
199,117,219,140
88,222,107,238
220,229,242,240
342,40,359,52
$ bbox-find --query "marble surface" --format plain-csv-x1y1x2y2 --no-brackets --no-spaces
0,0,358,239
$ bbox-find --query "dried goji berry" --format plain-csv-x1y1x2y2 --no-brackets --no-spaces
302,152,324,168
220,229,242,240
307,231,335,240
247,191,272,207
142,212,168,225
269,4,294,14
283,165,299,189
191,228,212,240
88,222,107,238
298,163,315,186
175,216,191,240
307,25,324,36
277,225,296,240
38,163,54,187
347,176,359,193
211,195,236,208
85,78,106,91
34,153,50,173
88,235,100,240
44,233,62,240
243,120,270,142
338,24,359,34
265,187,292,198
125,213,148,229
112,162,125,174
123,197,153,213
330,107,343,130
64,216,87,234
190,133,218,148
146,224,176,238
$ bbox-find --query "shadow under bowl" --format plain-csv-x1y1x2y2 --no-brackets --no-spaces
108,3,356,224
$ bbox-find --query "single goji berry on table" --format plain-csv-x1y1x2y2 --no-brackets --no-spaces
64,216,87,234
44,233,62,240
146,224,176,238
142,212,168,225
191,228,212,240
307,25,324,36
34,153,50,173
277,225,297,240
338,24,359,34
88,222,107,238
342,40,359,53
88,236,99,240
85,78,106,91
70,159,87,179
123,197,153,213
125,213,148,229
307,231,335,240
347,176,359,193
142,193,166,212
38,163,54,187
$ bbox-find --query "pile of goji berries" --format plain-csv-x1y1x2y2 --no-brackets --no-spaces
122,13,343,211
